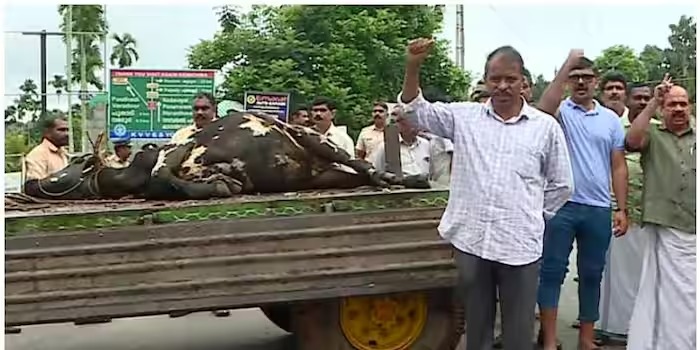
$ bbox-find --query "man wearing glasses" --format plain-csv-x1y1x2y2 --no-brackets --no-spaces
536,51,629,350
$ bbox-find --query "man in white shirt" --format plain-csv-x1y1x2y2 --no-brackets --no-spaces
399,38,573,350
370,105,431,178
310,97,355,157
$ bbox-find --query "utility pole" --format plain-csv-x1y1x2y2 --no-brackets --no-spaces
66,5,74,153
21,30,64,117
80,34,88,153
455,5,465,71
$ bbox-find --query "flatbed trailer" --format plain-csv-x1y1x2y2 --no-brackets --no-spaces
5,188,463,349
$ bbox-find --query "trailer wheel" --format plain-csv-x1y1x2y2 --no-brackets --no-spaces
292,288,464,350
260,304,293,333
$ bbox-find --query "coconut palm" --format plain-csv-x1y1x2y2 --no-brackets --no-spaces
110,33,139,68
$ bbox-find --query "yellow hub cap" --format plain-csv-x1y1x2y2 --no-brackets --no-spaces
340,292,428,350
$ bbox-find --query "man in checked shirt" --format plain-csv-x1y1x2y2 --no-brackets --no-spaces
398,38,573,350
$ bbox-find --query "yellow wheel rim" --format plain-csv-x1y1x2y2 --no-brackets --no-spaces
340,292,428,350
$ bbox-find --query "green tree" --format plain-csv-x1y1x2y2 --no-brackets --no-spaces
12,79,40,124
665,15,696,99
5,104,19,125
4,132,34,172
58,5,108,90
51,74,68,104
188,5,471,138
639,44,667,83
594,45,648,83
531,74,550,103
110,33,139,68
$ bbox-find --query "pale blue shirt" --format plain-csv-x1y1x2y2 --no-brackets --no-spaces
558,98,625,208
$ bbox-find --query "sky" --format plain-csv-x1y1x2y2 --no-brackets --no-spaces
3,3,696,111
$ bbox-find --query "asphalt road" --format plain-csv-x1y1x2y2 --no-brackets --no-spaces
5,252,621,350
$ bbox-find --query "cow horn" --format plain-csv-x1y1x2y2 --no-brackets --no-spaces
86,131,96,150
87,131,108,168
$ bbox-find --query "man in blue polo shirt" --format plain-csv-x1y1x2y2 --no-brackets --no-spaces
535,50,629,350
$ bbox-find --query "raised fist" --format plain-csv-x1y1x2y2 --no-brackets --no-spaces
406,37,435,66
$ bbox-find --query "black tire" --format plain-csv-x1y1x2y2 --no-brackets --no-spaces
292,289,464,350
260,304,294,333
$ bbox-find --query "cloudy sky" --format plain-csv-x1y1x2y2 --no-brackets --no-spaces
3,4,695,110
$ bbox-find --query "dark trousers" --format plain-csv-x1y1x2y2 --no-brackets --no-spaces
537,201,612,322
454,248,540,350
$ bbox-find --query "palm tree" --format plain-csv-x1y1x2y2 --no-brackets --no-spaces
110,33,139,68
51,74,68,104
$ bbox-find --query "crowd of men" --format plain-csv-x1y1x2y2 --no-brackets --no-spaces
401,38,695,350
20,36,695,350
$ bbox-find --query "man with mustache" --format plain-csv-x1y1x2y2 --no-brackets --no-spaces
625,77,696,350
536,51,629,350
399,38,573,350
595,81,662,346
600,71,629,118
356,101,388,162
170,92,218,144
310,96,355,158
24,115,70,186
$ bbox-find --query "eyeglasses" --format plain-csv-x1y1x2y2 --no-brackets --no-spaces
568,74,596,83
311,108,329,113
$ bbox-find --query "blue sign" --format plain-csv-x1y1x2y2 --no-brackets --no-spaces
243,91,291,122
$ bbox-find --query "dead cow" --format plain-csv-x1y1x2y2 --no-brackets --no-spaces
147,111,401,199
25,112,406,200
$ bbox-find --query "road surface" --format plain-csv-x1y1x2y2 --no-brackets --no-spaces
6,252,623,350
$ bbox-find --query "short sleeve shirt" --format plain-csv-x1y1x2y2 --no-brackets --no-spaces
558,98,625,208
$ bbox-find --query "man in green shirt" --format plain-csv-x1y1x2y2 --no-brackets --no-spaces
625,77,695,350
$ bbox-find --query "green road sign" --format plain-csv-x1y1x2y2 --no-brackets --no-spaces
108,69,215,140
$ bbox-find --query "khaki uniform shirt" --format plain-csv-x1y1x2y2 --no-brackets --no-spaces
356,125,385,162
640,124,696,233
105,154,130,169
24,139,69,181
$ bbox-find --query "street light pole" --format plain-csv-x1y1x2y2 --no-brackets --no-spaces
21,30,64,117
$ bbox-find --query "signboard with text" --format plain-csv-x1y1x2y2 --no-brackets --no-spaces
244,91,290,122
108,69,216,140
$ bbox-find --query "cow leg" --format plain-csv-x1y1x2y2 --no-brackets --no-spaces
308,168,377,189
153,144,234,199
285,129,399,187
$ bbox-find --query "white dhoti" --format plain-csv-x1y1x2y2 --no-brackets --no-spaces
597,224,649,336
627,224,696,350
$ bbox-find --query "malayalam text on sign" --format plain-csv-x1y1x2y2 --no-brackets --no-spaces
244,91,291,122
